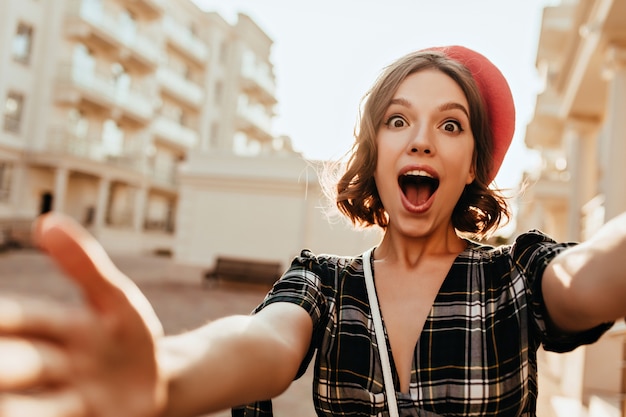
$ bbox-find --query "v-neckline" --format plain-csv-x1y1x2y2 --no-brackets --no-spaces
365,242,475,395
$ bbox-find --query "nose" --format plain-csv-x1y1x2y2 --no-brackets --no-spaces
408,125,433,155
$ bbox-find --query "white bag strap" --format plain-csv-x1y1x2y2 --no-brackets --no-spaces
363,248,400,417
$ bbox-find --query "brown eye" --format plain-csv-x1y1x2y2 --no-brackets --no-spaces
442,121,462,133
386,116,407,128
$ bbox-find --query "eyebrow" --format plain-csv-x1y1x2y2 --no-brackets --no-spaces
388,98,470,120
388,97,412,108
438,102,470,119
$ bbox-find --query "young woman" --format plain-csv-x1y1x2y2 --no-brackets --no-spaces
0,46,624,417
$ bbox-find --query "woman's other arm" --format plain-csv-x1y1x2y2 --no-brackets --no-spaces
542,211,626,333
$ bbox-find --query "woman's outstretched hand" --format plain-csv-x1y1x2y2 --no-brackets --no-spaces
0,213,167,417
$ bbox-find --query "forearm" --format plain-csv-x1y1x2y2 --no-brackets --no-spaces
544,212,626,331
158,306,311,417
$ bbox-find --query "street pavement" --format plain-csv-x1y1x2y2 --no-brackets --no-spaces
0,248,316,417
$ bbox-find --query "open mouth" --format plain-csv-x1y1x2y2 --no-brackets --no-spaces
398,170,440,207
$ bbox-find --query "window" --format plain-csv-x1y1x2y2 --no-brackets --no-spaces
214,81,223,104
102,119,124,155
0,162,12,202
187,22,196,38
73,43,95,74
111,63,131,98
12,23,34,64
68,109,89,139
219,41,228,64
182,63,191,81
81,0,103,20
119,10,137,42
3,92,24,134
210,123,219,148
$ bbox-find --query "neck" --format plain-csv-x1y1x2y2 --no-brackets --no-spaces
375,224,467,268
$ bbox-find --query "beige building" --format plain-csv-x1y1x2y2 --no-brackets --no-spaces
518,0,626,416
0,0,378,267
0,0,280,251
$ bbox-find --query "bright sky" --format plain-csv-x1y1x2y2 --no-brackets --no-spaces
192,0,559,190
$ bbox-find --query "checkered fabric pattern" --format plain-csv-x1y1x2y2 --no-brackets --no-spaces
232,231,612,417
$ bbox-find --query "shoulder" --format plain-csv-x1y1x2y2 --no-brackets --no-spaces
461,230,574,261
291,249,365,272
286,249,367,284
453,231,576,286
508,230,577,275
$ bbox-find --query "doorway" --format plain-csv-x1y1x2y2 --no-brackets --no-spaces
40,192,53,214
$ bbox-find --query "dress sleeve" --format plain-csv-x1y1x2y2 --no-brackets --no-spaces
511,230,614,353
251,249,331,377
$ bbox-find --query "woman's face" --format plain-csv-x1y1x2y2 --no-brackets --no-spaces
374,69,475,239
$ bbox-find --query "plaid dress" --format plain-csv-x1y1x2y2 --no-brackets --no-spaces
232,231,612,417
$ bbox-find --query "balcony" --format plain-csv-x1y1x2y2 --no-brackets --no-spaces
65,0,160,71
240,63,277,105
536,4,576,66
148,166,177,187
127,0,165,20
525,112,564,149
152,116,198,150
156,67,204,108
236,99,273,143
44,128,148,174
55,63,154,124
163,17,208,65
46,129,106,161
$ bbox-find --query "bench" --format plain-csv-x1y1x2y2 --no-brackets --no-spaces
0,218,35,250
203,256,283,288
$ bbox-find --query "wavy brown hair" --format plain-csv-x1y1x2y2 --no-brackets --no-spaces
332,50,510,239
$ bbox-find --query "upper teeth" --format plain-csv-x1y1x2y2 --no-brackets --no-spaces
404,170,433,178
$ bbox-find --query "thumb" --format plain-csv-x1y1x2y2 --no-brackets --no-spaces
32,212,163,337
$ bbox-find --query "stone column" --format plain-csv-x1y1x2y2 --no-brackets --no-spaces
133,185,148,232
9,161,26,211
94,177,111,233
52,167,69,212
601,45,626,222
563,120,598,241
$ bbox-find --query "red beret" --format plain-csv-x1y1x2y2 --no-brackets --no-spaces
421,46,516,182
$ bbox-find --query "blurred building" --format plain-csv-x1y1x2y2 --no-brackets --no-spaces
0,0,378,268
517,0,626,416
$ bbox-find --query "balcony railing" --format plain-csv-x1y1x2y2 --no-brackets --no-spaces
66,0,160,68
148,166,176,187
57,62,154,123
241,63,277,103
237,96,272,135
163,17,208,64
46,129,147,174
152,116,198,150
46,129,106,160
156,67,204,108
132,0,165,19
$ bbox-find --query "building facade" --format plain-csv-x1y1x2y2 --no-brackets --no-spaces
0,0,282,253
517,1,626,416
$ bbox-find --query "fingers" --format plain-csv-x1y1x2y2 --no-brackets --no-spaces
32,212,162,337
0,296,80,340
0,389,86,417
0,337,69,391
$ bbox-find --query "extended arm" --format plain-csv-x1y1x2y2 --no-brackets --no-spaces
0,213,312,417
160,303,312,416
542,211,626,333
